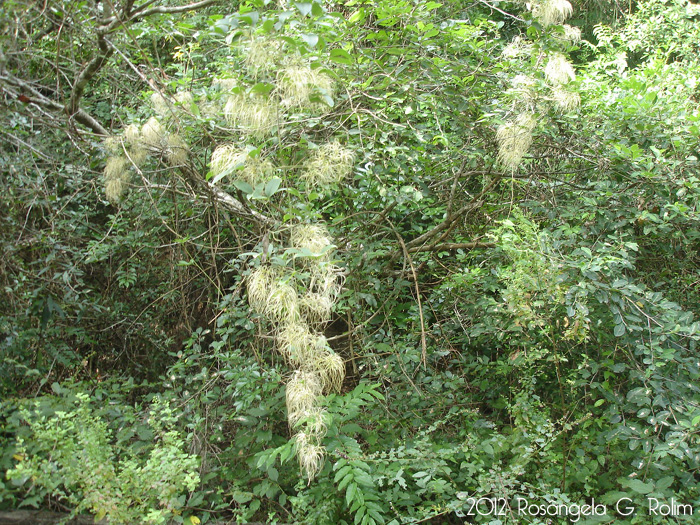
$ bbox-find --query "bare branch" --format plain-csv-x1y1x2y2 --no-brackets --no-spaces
129,0,220,21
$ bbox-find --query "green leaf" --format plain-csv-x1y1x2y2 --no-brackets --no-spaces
295,2,312,16
264,177,283,197
233,180,254,194
614,323,626,337
346,481,358,506
626,479,654,494
330,49,354,64
301,33,319,48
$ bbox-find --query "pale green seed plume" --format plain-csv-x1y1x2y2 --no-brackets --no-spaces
502,36,533,59
290,224,333,258
247,266,278,315
210,144,248,180
278,64,335,110
105,177,126,203
315,349,345,394
150,93,170,117
141,117,165,147
277,321,318,366
551,86,581,112
123,124,142,147
496,112,537,172
103,156,130,203
561,24,582,43
531,0,573,27
295,431,325,481
265,281,299,323
224,93,278,138
301,142,354,186
544,53,576,85
286,370,323,427
245,38,284,76
103,136,121,155
128,146,149,167
174,91,194,108
300,292,333,326
165,134,189,166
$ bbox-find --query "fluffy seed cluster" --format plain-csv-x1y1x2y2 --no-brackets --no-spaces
210,144,248,180
551,86,581,112
210,145,275,184
245,38,285,76
212,77,239,93
560,24,582,43
277,65,334,110
151,93,170,117
291,224,333,258
496,112,537,172
141,117,165,147
502,36,533,59
295,431,325,481
224,93,278,138
165,134,189,166
531,0,573,27
174,91,194,108
103,156,130,203
544,53,576,85
246,222,345,481
301,142,354,187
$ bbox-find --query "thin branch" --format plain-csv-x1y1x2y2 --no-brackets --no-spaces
129,0,220,20
407,241,494,254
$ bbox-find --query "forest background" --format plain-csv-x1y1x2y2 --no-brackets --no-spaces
1,0,700,523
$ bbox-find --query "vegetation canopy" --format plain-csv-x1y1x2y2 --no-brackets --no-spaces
1,0,699,523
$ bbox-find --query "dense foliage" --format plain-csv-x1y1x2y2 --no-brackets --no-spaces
1,0,699,523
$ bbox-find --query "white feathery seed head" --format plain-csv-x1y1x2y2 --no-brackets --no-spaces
277,321,319,366
210,144,248,180
508,75,538,106
496,112,537,172
286,370,323,427
174,91,194,108
294,431,325,481
277,65,335,110
296,407,328,438
551,86,581,112
141,117,165,147
103,136,121,155
103,156,131,202
301,142,354,187
315,350,345,393
127,146,149,167
290,224,333,258
105,177,126,203
224,93,278,138
240,155,275,185
560,24,582,43
531,0,573,27
151,92,170,117
502,36,533,59
309,264,343,300
245,38,285,76
300,292,334,326
165,134,189,166
265,281,299,322
544,53,576,85
247,266,278,315
212,77,239,93
123,124,142,147
104,156,129,181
